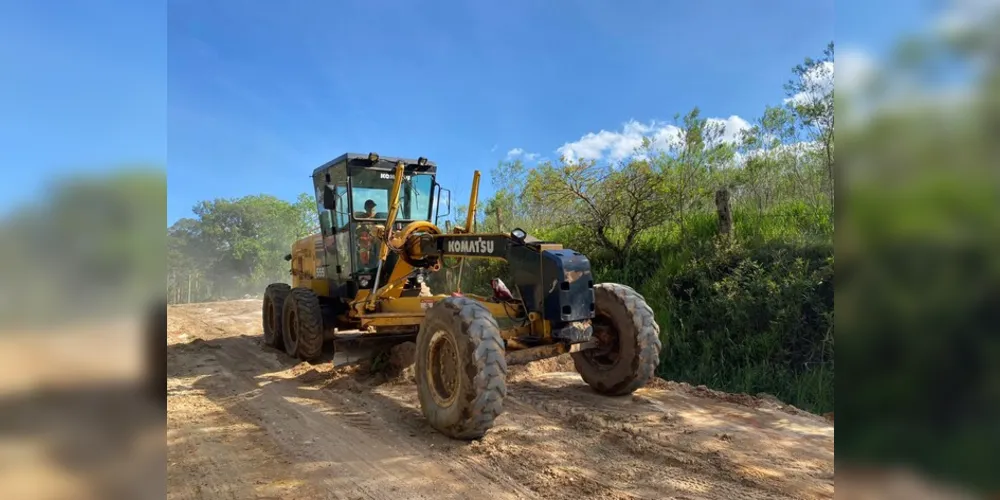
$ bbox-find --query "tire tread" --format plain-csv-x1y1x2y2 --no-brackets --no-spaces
263,283,291,349
289,287,324,362
574,282,662,396
417,297,507,440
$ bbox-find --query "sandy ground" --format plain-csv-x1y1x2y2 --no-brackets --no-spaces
167,299,835,500
0,317,165,500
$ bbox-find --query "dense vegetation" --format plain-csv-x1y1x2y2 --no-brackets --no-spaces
834,21,1000,491
167,193,317,303
166,44,835,414
0,169,166,327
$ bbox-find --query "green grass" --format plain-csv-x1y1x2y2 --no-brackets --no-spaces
553,208,834,414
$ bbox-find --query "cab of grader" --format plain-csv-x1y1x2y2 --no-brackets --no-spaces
262,152,662,440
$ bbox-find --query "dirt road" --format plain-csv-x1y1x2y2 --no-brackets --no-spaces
167,299,834,500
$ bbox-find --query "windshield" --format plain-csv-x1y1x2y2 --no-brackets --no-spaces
350,169,434,222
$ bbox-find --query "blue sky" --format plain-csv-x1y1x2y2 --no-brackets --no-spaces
0,1,166,212
166,0,841,225
0,0,940,224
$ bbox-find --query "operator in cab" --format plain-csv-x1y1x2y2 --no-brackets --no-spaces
355,199,379,268
323,200,378,255
356,199,378,219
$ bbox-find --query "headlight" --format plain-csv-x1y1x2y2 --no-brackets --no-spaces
368,152,379,162
511,228,527,241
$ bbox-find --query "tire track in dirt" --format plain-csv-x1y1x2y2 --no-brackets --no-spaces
167,300,834,500
168,303,537,500
222,331,539,499
493,383,792,500
505,374,832,499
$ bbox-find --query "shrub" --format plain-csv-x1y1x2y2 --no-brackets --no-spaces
645,239,834,413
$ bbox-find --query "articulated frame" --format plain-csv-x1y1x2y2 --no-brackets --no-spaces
335,163,597,363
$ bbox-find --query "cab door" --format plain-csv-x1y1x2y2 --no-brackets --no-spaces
314,166,353,288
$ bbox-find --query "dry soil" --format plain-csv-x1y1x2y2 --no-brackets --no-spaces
167,299,834,500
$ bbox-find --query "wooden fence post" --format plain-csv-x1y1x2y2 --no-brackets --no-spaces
716,188,733,237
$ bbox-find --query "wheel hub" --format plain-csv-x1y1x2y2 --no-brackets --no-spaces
585,314,620,368
426,330,460,407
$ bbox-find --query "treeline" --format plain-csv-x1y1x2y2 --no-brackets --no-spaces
166,44,835,413
167,193,317,303
0,168,166,328
459,43,835,413
834,21,1000,492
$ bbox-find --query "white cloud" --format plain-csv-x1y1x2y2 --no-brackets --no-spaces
506,147,539,161
784,60,834,107
554,124,648,163
555,116,751,163
707,115,752,145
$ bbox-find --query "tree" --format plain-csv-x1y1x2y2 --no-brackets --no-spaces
785,41,835,209
0,167,166,323
484,157,581,235
649,107,737,239
735,105,800,213
521,156,668,265
168,217,212,303
167,192,316,301
294,192,320,235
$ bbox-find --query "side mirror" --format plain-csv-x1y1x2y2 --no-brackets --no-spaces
322,184,337,211
434,184,452,226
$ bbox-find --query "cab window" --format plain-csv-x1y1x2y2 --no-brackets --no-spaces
350,169,434,222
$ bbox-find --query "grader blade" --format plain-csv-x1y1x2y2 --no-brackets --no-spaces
329,332,413,368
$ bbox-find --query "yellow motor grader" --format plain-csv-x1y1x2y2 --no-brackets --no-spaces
262,152,662,439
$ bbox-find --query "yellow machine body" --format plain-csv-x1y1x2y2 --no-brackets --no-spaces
263,152,662,441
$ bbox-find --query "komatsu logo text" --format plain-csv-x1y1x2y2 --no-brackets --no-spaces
447,238,495,254
380,173,412,181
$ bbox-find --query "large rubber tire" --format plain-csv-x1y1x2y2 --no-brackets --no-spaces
281,287,325,362
572,283,662,396
415,297,507,440
262,283,291,349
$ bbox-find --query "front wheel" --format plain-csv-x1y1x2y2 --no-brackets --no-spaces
572,283,662,396
415,297,507,440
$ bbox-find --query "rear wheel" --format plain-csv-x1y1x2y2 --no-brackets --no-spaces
572,283,661,396
415,297,507,440
281,287,325,362
262,283,291,349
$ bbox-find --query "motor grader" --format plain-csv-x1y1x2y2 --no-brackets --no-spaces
262,152,662,439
